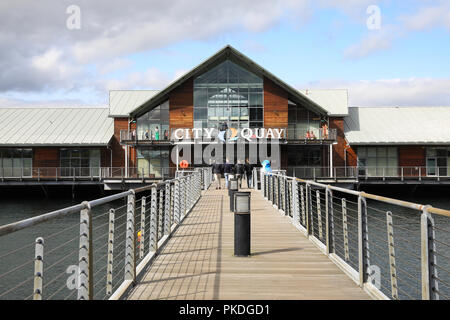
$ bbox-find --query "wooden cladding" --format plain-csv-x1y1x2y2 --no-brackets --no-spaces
170,78,193,129
399,146,426,167
263,77,288,128
33,148,59,168
112,118,127,168
329,117,346,167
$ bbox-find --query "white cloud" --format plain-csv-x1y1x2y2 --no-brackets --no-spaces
299,78,450,107
400,2,450,31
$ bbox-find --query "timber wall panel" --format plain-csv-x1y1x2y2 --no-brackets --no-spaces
169,78,193,129
263,77,288,129
329,117,346,168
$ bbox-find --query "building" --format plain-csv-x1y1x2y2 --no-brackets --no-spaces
116,45,349,179
1,45,449,185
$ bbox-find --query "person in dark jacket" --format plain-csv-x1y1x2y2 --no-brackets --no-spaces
212,161,223,189
223,158,234,188
244,158,254,188
235,160,245,188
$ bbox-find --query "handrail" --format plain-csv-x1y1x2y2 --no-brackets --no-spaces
259,170,450,300
0,167,213,300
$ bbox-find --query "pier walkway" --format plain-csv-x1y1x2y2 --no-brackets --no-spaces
126,185,369,300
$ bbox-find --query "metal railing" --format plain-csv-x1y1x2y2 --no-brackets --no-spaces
282,166,450,181
0,166,205,181
259,170,450,300
285,127,337,141
0,168,212,300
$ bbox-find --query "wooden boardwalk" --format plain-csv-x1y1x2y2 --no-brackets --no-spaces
127,183,370,300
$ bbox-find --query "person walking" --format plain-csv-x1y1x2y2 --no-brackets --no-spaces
212,161,223,189
244,158,254,189
223,158,233,188
235,160,245,188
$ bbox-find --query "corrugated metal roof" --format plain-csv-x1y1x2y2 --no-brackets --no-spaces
109,90,160,117
344,106,450,145
298,89,348,116
0,107,114,146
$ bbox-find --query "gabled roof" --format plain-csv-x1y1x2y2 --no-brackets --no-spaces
0,107,114,146
109,90,160,117
128,45,328,118
298,89,348,116
344,106,450,145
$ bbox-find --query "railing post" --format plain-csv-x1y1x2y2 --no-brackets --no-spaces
306,183,312,236
292,180,299,224
419,167,422,181
386,211,398,299
33,237,44,300
401,167,404,181
421,206,439,300
170,182,175,224
164,183,171,235
78,202,92,300
139,197,146,259
358,194,370,287
342,199,350,261
316,190,323,240
325,187,334,255
158,187,164,240
106,209,115,295
150,186,158,251
174,180,180,224
124,191,136,284
300,184,306,226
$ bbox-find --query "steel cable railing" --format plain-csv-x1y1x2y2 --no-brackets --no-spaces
260,170,450,300
0,167,211,300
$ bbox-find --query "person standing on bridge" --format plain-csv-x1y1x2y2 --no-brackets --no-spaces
223,158,233,188
212,161,223,189
244,158,254,189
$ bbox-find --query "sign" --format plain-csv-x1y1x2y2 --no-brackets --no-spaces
179,160,189,169
172,128,285,142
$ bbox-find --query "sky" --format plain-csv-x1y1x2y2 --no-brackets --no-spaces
0,0,449,108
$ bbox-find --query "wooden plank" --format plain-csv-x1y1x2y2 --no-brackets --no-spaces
127,183,370,300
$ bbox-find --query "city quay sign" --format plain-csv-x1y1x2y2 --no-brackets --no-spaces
171,128,285,142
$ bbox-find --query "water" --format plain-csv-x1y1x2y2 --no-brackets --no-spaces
0,186,449,300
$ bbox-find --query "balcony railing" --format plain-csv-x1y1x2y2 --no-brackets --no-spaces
121,127,338,144
285,128,337,141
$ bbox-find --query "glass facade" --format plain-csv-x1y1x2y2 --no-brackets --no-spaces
193,59,263,130
60,149,100,176
137,147,170,178
287,103,323,139
137,101,170,141
426,147,450,176
357,147,398,176
0,148,32,177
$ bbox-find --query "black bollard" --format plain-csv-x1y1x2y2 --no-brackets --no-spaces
233,191,251,257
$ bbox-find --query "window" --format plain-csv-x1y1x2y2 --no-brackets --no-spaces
287,103,324,139
137,147,170,178
0,148,33,177
426,147,450,176
194,59,263,129
60,149,100,176
137,100,169,141
357,147,398,176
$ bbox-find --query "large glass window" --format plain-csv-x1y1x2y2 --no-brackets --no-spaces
137,100,170,141
194,59,263,129
60,149,100,176
426,147,450,176
0,148,33,177
287,103,324,139
137,147,170,178
357,147,398,176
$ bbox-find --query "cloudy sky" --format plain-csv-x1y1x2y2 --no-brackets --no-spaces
1,0,449,107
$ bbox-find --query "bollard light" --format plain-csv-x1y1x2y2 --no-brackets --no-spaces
233,191,251,257
234,192,251,213
229,177,238,191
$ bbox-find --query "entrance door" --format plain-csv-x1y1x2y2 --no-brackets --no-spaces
427,158,437,176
